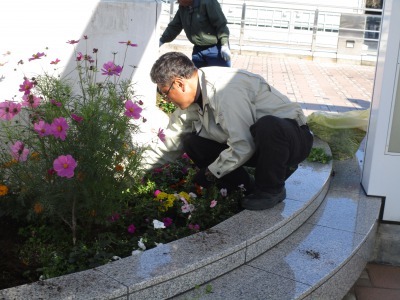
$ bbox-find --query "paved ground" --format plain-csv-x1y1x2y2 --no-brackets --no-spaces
231,54,374,116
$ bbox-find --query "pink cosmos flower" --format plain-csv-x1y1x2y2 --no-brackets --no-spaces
34,120,52,137
76,52,83,61
53,154,77,178
22,94,41,108
124,100,142,119
67,39,80,44
163,217,173,228
71,114,83,123
119,40,138,47
181,153,190,160
154,190,161,197
50,58,60,65
10,141,29,162
101,61,123,76
50,117,69,140
50,99,62,107
0,101,22,120
157,128,166,142
28,52,45,62
153,168,163,173
19,79,34,95
127,224,136,234
210,200,218,208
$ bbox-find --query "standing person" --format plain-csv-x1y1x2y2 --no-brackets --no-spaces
159,0,231,68
143,52,313,210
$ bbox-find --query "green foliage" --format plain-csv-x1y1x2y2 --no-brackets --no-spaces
307,147,332,164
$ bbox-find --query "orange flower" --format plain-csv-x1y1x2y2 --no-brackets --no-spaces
115,164,124,172
88,210,96,217
30,152,40,160
2,159,17,168
33,202,43,214
0,184,9,196
77,172,85,181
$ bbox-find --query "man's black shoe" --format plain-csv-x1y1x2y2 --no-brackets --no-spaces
240,187,286,210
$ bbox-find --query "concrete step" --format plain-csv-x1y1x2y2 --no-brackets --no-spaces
0,138,381,299
172,148,382,300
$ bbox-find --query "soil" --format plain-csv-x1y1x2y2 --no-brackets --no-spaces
0,217,36,290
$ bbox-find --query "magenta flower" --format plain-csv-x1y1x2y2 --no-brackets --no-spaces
124,100,142,119
163,217,173,228
10,141,29,162
127,224,136,234
181,153,190,160
119,40,138,47
157,128,166,142
210,200,218,208
53,154,77,178
67,39,80,44
19,79,34,95
76,52,83,61
22,94,41,108
101,61,123,76
34,120,52,137
0,101,22,120
50,117,69,140
154,190,161,197
28,52,45,62
188,224,200,231
71,114,83,123
50,58,60,65
50,99,62,107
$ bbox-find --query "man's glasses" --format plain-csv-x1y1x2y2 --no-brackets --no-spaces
157,81,174,101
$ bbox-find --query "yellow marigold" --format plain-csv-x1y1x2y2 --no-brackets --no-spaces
33,202,44,214
0,184,9,196
178,191,191,202
115,164,124,172
128,150,136,158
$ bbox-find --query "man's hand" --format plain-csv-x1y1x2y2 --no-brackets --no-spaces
194,168,216,188
221,45,231,61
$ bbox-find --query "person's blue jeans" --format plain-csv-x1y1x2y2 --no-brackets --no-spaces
192,44,231,68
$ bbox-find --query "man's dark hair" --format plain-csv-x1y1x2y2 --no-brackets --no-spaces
150,52,197,86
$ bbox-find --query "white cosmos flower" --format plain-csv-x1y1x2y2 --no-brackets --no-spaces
153,219,166,229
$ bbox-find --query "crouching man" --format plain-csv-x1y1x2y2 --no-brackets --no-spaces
142,52,313,210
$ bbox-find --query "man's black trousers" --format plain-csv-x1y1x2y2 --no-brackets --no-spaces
182,115,314,193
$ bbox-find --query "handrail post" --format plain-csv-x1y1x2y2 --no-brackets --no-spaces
311,9,319,56
240,2,246,53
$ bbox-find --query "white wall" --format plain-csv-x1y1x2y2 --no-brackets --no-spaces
361,0,400,222
0,0,161,109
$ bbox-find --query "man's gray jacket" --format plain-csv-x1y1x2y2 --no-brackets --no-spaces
142,67,308,178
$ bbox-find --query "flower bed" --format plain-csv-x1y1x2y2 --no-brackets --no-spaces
0,37,244,290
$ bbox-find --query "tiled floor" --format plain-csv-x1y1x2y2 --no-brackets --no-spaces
346,263,400,300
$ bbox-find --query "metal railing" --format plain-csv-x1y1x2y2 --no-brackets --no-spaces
160,1,382,59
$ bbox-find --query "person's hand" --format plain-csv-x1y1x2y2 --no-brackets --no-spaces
221,45,231,61
159,40,164,47
193,168,215,188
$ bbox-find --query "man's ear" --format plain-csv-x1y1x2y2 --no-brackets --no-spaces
175,77,185,91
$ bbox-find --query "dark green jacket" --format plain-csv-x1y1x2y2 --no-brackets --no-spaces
160,0,230,46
